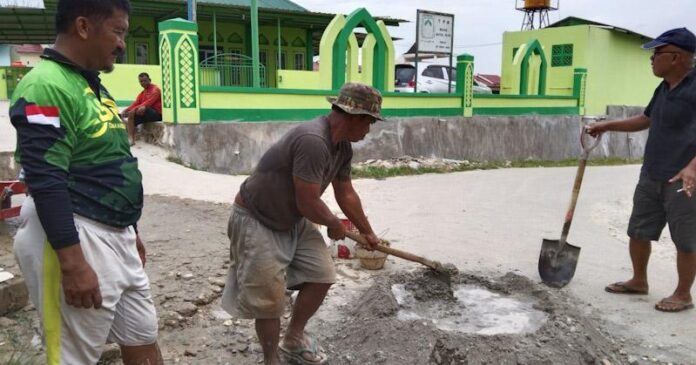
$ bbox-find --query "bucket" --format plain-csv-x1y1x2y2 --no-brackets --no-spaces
329,216,360,259
355,240,390,270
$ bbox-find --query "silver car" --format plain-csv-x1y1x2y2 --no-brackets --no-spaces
394,63,493,94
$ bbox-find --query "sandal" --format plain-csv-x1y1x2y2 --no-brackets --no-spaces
279,335,328,365
655,298,694,313
604,281,648,295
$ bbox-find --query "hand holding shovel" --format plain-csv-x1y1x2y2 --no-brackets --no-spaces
538,128,602,288
344,231,458,283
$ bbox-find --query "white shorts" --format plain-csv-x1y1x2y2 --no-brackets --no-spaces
13,197,158,365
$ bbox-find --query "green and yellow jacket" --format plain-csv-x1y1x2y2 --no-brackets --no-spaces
10,49,143,249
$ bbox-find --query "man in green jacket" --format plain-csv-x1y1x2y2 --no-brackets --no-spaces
10,0,162,363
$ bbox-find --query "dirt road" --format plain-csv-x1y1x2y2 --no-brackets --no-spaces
132,142,694,364
0,134,694,363
0,195,642,364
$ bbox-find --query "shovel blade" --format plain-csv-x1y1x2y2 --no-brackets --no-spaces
538,239,581,288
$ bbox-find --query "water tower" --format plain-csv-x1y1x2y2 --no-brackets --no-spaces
516,0,559,30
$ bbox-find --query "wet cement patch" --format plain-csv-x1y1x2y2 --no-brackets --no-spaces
392,283,547,335
321,271,629,365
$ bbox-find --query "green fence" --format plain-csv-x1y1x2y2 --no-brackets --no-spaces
199,53,266,88
2,66,32,100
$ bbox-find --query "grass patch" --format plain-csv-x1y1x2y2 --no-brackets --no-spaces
166,155,204,171
166,155,184,165
352,157,642,180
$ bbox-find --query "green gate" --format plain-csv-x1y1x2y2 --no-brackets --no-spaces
200,53,266,88
4,67,31,99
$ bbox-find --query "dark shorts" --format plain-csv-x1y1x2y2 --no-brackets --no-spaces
134,106,162,125
627,174,696,252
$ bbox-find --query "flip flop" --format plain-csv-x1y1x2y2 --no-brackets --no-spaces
279,335,328,365
604,282,648,295
655,298,694,313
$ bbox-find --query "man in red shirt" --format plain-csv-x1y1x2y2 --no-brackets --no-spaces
122,72,162,145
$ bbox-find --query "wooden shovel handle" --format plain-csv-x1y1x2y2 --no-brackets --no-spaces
344,231,440,270
559,130,603,245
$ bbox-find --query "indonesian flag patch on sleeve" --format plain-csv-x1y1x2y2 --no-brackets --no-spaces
25,105,60,128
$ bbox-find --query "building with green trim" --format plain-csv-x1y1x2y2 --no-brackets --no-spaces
0,0,402,100
500,16,660,115
156,14,586,123
2,3,609,121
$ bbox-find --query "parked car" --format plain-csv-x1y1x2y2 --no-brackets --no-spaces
394,63,492,94
394,63,417,92
472,80,493,94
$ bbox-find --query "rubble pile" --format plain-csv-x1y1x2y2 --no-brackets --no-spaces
354,156,474,171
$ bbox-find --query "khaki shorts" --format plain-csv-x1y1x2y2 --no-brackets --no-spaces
628,174,696,252
13,197,158,365
221,204,336,319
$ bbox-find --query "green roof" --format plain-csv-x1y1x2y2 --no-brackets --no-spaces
197,0,306,12
0,0,404,44
547,16,652,40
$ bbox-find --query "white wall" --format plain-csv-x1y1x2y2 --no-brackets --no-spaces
0,46,11,67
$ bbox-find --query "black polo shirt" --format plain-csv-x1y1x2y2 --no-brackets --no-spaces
643,69,696,181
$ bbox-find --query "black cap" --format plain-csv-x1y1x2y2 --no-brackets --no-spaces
642,27,696,53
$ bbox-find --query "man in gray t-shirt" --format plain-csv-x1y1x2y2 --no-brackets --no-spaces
222,82,383,365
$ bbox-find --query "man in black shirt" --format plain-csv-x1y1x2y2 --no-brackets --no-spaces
586,28,696,312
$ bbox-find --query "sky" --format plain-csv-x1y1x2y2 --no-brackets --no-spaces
293,0,696,74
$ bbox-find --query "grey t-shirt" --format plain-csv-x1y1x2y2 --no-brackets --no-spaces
239,116,353,231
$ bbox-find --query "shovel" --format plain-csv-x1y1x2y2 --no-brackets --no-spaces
344,231,457,283
538,129,602,288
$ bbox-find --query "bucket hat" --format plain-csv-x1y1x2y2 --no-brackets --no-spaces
326,82,383,121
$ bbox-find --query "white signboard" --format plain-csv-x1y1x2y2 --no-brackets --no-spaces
416,10,454,54
0,0,44,8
